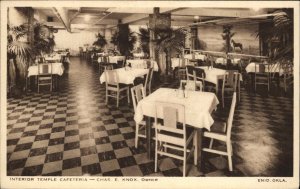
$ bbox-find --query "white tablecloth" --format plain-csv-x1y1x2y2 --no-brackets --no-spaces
245,62,284,75
133,53,144,58
126,59,159,71
134,88,219,130
27,63,64,77
184,54,207,61
97,56,125,64
45,55,61,62
196,66,243,85
171,58,187,69
196,67,226,85
215,58,240,65
99,68,149,85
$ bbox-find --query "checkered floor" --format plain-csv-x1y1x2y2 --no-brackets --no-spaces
6,57,293,176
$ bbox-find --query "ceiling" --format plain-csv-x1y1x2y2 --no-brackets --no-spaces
32,7,275,32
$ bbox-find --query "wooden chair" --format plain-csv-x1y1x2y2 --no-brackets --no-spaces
221,70,239,108
186,65,196,82
194,68,206,91
176,58,186,81
91,53,98,64
202,92,237,172
154,102,198,177
99,56,113,73
144,68,154,95
37,63,53,93
282,61,293,92
254,62,270,92
180,80,203,91
131,84,147,148
105,70,130,107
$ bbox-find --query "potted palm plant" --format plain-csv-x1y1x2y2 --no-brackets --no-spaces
256,9,293,89
153,27,187,75
7,24,32,97
93,33,107,51
137,27,150,56
110,29,137,57
33,22,55,57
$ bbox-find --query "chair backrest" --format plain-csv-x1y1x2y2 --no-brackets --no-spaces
179,58,186,67
186,65,196,81
180,80,203,91
155,102,186,144
100,56,110,64
144,68,154,93
38,63,52,75
255,62,267,73
131,84,146,111
194,68,206,79
226,92,237,139
223,70,238,91
105,70,118,86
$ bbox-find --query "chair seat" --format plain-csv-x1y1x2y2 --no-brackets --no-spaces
210,121,226,134
157,124,196,146
203,131,226,142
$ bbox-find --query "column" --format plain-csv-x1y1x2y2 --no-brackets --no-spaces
149,7,171,75
117,23,129,56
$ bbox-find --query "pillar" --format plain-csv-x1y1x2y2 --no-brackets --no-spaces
117,23,130,56
149,7,171,75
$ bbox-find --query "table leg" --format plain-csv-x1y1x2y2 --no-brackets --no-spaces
146,116,152,159
197,129,203,171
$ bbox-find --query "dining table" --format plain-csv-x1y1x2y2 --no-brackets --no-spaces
97,55,126,64
134,87,219,159
184,54,207,61
27,62,64,91
99,67,149,85
126,59,159,71
245,62,284,75
45,55,62,63
27,63,64,77
215,57,241,65
195,66,242,94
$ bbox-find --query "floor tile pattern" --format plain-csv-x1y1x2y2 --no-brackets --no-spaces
6,57,293,176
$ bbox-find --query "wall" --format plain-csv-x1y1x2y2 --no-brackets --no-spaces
8,7,28,26
54,29,118,55
53,30,97,55
198,24,260,55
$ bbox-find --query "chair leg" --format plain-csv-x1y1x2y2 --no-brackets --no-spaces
209,139,214,149
183,146,186,177
222,93,225,108
135,123,139,148
254,76,256,92
105,90,108,105
127,88,130,104
227,141,233,171
193,132,198,165
154,140,158,173
117,91,120,107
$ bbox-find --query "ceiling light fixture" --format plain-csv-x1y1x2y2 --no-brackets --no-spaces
84,15,90,21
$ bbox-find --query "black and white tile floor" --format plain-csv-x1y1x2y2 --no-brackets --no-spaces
6,57,293,177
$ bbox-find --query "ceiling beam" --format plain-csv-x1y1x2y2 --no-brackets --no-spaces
52,7,71,32
122,14,149,24
121,8,183,25
172,8,267,18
